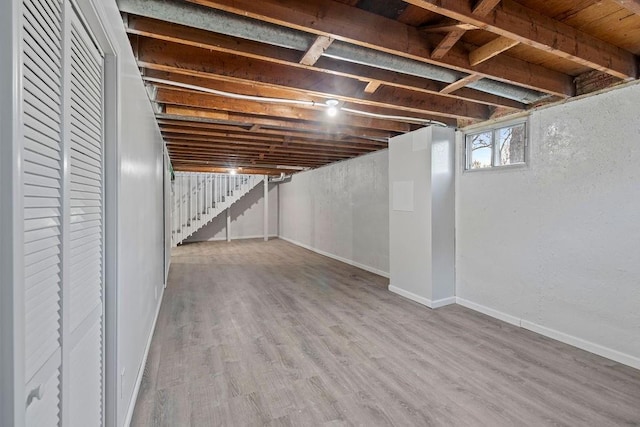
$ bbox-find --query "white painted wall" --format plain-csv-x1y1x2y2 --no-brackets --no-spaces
100,2,166,425
278,150,389,277
389,127,455,308
456,82,640,368
185,182,279,242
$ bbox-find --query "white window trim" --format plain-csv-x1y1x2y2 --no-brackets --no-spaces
463,116,530,173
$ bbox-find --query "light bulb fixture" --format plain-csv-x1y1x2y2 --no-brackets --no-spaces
229,169,237,175
325,99,339,117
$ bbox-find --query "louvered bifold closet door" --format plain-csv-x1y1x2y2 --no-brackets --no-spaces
65,9,105,426
22,0,65,424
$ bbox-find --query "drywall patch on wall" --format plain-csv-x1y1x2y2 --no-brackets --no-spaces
279,150,389,276
456,82,640,367
392,181,414,212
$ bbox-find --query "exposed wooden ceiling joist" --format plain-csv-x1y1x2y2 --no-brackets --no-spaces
440,74,483,94
125,16,526,110
160,127,386,148
402,0,638,79
185,0,575,96
133,37,491,120
471,0,503,16
155,118,396,140
157,90,428,132
118,0,639,173
469,36,520,66
166,142,363,158
300,35,334,65
431,30,466,59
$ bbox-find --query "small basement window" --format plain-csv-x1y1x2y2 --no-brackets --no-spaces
465,122,526,170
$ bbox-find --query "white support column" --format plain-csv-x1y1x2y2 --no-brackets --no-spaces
263,175,269,241
226,207,231,242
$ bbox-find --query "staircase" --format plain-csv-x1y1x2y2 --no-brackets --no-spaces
171,172,265,246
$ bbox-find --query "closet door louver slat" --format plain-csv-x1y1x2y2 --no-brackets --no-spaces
22,0,64,425
66,10,104,426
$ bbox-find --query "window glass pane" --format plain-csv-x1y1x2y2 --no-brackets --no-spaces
468,131,492,169
496,124,525,165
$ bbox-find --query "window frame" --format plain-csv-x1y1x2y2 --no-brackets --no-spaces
464,118,529,172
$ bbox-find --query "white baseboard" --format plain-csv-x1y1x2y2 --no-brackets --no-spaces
456,297,640,370
388,285,455,309
186,234,278,243
432,296,457,309
456,297,521,327
124,285,165,427
277,235,390,278
520,320,640,370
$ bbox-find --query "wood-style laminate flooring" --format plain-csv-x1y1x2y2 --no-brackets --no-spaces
132,239,640,426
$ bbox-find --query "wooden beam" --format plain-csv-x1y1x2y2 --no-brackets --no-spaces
160,96,414,133
167,149,333,161
185,0,574,96
160,126,386,148
168,152,338,164
172,165,301,175
161,129,383,151
363,81,382,94
402,0,637,79
314,57,524,109
440,74,483,94
166,142,358,158
126,17,526,109
159,85,459,128
135,38,490,120
163,136,379,155
156,118,395,140
472,0,502,16
431,30,466,59
610,0,640,15
167,147,338,161
469,36,519,66
163,106,225,121
299,35,334,66
420,20,477,32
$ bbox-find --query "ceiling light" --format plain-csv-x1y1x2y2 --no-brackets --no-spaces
229,169,237,175
325,99,339,117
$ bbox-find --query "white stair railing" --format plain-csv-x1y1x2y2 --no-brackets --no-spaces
170,172,264,246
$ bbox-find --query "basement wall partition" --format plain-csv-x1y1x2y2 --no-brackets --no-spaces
455,81,640,369
278,150,390,277
101,1,167,425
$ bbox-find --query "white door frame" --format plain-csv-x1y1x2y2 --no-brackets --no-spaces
0,1,25,426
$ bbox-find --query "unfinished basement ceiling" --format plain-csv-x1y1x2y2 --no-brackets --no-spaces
117,0,640,175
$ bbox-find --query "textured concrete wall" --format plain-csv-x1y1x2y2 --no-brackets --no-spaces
456,82,640,367
279,150,389,276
